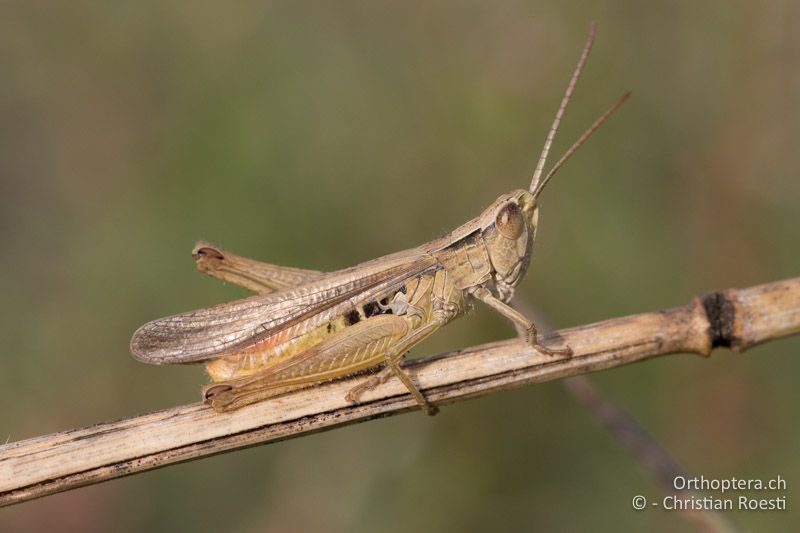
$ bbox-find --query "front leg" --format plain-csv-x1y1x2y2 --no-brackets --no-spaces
469,286,572,357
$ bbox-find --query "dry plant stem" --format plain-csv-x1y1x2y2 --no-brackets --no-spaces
1,278,799,507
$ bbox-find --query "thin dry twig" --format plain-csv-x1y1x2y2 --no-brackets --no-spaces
513,297,741,532
1,277,799,507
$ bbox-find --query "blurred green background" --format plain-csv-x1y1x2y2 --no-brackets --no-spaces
2,1,798,531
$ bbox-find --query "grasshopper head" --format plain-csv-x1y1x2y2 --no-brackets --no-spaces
481,189,539,299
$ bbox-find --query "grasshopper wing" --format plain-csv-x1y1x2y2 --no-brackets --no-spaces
130,249,438,364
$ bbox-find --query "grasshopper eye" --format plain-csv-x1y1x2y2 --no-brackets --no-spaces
495,202,524,239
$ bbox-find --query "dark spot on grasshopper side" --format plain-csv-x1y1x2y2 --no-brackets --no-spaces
326,323,333,333
363,301,380,318
345,310,360,325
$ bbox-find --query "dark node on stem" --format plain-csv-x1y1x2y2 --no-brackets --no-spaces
701,291,738,348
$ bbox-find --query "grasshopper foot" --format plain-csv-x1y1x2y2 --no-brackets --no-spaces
422,404,440,416
526,327,573,358
534,342,573,358
346,369,439,416
344,385,368,405
345,368,393,405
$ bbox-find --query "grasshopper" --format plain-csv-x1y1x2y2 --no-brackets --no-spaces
130,23,628,415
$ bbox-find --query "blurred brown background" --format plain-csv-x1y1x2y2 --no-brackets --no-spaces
1,1,798,531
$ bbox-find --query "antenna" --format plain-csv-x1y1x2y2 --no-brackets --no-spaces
529,22,596,194
531,91,631,200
